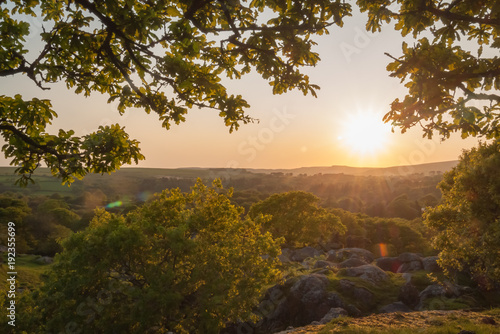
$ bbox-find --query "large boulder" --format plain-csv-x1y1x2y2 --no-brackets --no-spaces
353,286,374,306
419,284,446,300
397,261,423,273
313,260,336,269
290,274,329,305
375,257,401,273
417,284,447,310
397,253,423,273
291,247,322,262
242,274,345,333
343,265,389,285
380,301,412,313
422,256,441,273
335,248,375,263
398,252,422,262
339,279,375,309
339,257,367,268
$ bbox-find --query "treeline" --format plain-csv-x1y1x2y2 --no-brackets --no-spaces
0,170,440,258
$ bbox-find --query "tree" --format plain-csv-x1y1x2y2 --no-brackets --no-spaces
424,140,500,288
357,0,500,139
20,179,282,333
248,191,345,247
0,0,350,185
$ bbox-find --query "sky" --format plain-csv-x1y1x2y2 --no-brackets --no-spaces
0,8,484,170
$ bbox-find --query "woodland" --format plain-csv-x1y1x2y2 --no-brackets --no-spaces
1,0,500,333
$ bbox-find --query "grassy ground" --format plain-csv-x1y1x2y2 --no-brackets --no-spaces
276,309,500,333
1,254,53,291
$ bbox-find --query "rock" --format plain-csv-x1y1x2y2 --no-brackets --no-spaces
35,256,54,264
422,256,441,272
345,304,362,317
290,274,329,305
251,274,346,332
338,279,374,308
375,257,401,273
325,292,344,309
291,246,322,262
335,248,375,263
417,284,447,310
397,260,423,273
399,282,420,309
398,253,422,262
279,248,293,263
339,279,356,291
313,260,336,269
380,301,412,313
352,287,374,306
318,307,348,324
343,265,389,284
326,250,337,262
396,253,423,273
401,273,412,283
419,284,446,301
339,257,367,268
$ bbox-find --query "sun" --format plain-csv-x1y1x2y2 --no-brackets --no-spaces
337,111,392,156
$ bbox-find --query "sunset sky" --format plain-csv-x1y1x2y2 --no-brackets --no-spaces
0,8,483,170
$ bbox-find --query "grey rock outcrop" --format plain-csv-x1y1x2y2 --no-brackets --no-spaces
246,274,345,333
397,253,423,273
291,247,321,262
313,260,336,269
343,265,389,284
422,256,441,273
339,257,367,268
335,248,375,263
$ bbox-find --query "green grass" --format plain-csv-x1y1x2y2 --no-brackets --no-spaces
1,254,53,291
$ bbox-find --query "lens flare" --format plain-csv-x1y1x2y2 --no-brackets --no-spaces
378,243,388,257
105,201,123,209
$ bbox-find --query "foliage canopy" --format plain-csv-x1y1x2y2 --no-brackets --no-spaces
249,191,345,247
0,0,350,184
357,0,500,139
19,179,282,333
425,140,500,288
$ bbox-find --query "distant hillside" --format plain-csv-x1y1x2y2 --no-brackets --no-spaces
0,160,458,185
250,160,458,176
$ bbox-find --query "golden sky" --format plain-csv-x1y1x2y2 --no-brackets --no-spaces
0,9,482,170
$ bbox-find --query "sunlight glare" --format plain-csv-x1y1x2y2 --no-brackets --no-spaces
338,110,392,156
